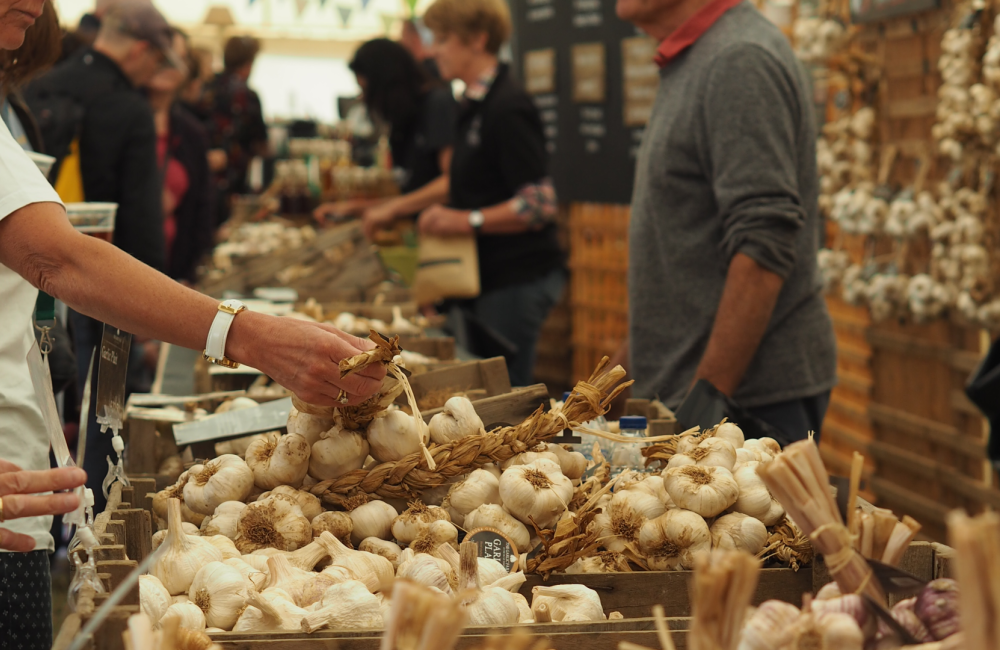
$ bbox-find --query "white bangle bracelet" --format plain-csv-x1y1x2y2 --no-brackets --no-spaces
204,299,247,368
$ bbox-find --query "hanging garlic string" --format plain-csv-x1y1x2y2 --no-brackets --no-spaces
386,362,436,470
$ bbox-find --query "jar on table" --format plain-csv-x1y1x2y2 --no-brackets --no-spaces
609,416,648,478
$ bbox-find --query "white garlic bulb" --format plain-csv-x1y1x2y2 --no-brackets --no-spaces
663,465,739,517
429,396,484,445
739,600,800,650
500,450,561,470
312,511,354,545
744,437,781,456
223,558,267,591
409,519,459,554
152,472,206,528
513,592,534,623
348,499,398,546
444,469,501,526
308,425,369,481
139,574,172,625
232,589,308,633
204,535,241,560
367,410,429,463
202,501,246,540
263,554,346,608
391,502,452,545
667,437,737,472
545,444,588,480
300,580,383,632
189,561,248,630
316,531,394,593
395,552,455,594
455,543,521,626
638,509,711,570
286,406,334,447
153,522,200,551
531,584,606,622
152,499,224,595
259,486,323,521
787,611,864,650
591,487,667,553
714,422,745,449
463,504,531,552
162,601,207,630
239,553,271,573
183,454,254,516
358,538,402,568
731,462,772,518
234,495,312,553
710,513,768,555
499,459,574,529
246,434,311,490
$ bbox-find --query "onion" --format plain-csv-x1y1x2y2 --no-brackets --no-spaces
914,578,961,641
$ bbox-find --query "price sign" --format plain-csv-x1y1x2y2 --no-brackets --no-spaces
466,528,519,572
96,325,132,435
571,43,606,104
525,48,556,95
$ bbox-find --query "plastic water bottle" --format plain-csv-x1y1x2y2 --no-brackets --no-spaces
610,416,648,477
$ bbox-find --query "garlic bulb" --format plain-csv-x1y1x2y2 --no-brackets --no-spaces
287,406,335,447
455,542,520,626
183,455,254,516
513,593,534,623
500,450,561,470
139,575,172,625
316,531,394,593
202,502,246,540
463,504,531,552
710,513,768,555
545,444,589,480
347,499,397,546
281,538,332,571
714,422,745,449
223,558,267,591
428,396,484,445
246,434,311,491
436,541,508,587
395,552,455,593
787,611,864,650
444,469,501,526
308,425,369,481
232,589,308,633
499,459,574,529
667,437,737,472
152,472,206,528
744,437,781,456
260,486,323,521
367,410,429,463
592,487,667,553
359,538,402,568
663,465,739,517
391,502,452,545
312,511,354,545
740,600,800,650
203,535,241,560
638,509,711,570
565,551,631,574
531,584,606,622
189,561,248,630
409,520,459,554
625,474,674,508
152,522,200,551
731,462,771,518
152,499,224,595
263,554,346,608
811,594,870,633
234,495,312,553
239,553,271,573
162,601,207,631
300,580,383,632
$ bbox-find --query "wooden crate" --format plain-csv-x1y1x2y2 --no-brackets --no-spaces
399,335,456,361
403,357,512,407
420,384,552,429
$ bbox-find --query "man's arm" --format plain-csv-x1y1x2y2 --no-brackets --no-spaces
693,253,784,396
0,203,384,405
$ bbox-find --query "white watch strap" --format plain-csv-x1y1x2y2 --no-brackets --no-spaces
206,299,245,360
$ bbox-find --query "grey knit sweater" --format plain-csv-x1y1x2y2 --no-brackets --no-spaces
628,1,837,408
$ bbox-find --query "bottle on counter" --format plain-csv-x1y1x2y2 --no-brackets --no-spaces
609,416,648,478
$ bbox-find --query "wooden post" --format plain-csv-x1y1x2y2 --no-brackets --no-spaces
95,560,139,607
93,545,127,563
128,478,158,516
105,520,126,547
124,419,159,474
109,509,152,563
92,607,134,650
119,485,134,509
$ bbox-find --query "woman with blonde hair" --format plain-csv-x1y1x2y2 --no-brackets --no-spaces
419,0,566,387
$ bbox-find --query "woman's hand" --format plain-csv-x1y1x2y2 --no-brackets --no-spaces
313,200,366,224
361,201,400,239
418,205,472,236
0,462,87,552
228,312,387,406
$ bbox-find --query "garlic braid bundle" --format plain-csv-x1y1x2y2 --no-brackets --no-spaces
934,28,978,160
151,499,224,595
454,542,521,626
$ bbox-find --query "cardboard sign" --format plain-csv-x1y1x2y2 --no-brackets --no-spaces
572,43,606,103
466,528,519,572
525,48,556,95
96,325,132,435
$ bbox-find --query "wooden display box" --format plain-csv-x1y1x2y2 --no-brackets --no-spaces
399,335,456,361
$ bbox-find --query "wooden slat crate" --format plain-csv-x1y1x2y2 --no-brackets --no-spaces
402,357,512,409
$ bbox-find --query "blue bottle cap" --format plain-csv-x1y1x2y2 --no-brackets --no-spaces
619,416,648,429
562,391,572,401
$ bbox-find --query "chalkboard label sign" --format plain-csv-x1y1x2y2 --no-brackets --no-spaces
525,48,557,95
849,0,939,23
465,527,520,572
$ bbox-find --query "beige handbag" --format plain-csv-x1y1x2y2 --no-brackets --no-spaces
412,235,481,304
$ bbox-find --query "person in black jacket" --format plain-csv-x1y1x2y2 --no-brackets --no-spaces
147,31,213,284
421,0,566,387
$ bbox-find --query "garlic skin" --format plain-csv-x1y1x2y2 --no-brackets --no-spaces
714,422,745,449
312,511,354,545
348,500,398,546
239,553,271,573
730,462,774,521
152,472,206,529
790,611,864,650
626,475,675,509
162,601,207,631
286,406,334,447
545,444,588,480
308,425,370,481
152,499,224,595
444,469,501,526
759,498,786,527
202,502,246,540
395,552,455,593
531,584,606,622
366,410,429,463
428,396,484,445
456,543,520,626
744,437,781,456
316,531,394,593
153,522,200,551
223,558,267,591
663,465,739,517
513,592,534,623
358,538,402,568
189,561,248,630
667,438,737,472
592,487,667,553
234,495,312,553
278,538,333,571
300,580,383,632
139,575,172,625
500,450,561,470
246,433,311,490
739,600,799,650
259,486,323,521
232,589,308,633
183,455,254,516
391,502,452,545
638,509,711,571
499,459,574,529
204,535,241,560
463,504,531,552
409,520,459,554
710,513,768,555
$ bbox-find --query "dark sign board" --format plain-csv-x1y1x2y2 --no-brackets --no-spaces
849,0,940,24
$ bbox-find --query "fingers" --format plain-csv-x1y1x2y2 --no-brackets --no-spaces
0,459,24,474
0,467,87,498
2,491,81,520
0,528,36,553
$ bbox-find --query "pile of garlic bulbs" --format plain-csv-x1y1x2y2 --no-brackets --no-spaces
210,222,317,273
933,28,979,162
792,17,850,64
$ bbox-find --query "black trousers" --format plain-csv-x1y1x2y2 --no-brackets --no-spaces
0,550,52,650
747,391,831,444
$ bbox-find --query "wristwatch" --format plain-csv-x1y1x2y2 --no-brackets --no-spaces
468,210,485,232
204,299,247,368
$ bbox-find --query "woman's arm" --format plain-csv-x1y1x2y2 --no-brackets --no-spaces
0,203,385,405
360,148,453,239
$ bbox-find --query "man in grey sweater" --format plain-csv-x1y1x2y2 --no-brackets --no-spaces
618,0,837,442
